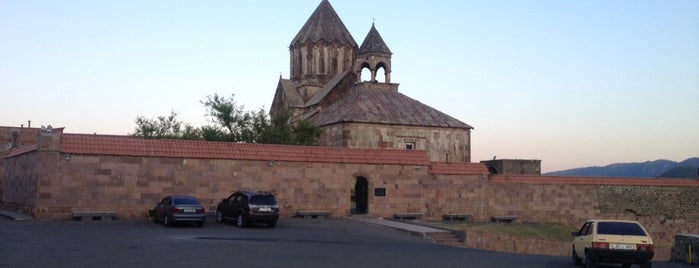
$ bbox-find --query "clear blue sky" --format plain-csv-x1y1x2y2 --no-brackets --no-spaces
1,1,697,172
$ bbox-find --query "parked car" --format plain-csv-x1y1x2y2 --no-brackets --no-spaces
571,219,654,268
152,195,206,227
216,191,279,228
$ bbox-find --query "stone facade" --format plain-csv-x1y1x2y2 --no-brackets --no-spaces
0,126,54,202
3,132,699,260
271,0,474,163
320,123,471,163
481,159,542,175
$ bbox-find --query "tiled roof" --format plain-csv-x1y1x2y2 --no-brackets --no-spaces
490,175,699,187
306,71,350,106
358,23,392,55
430,162,489,175
60,134,431,165
290,0,357,47
312,86,473,129
278,79,304,108
3,143,39,159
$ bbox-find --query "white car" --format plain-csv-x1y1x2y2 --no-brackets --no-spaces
571,219,654,268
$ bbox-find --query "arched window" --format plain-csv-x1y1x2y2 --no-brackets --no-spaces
360,62,372,82
376,62,388,83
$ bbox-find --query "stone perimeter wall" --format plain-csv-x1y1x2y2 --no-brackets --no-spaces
2,139,698,260
463,176,699,260
3,151,435,220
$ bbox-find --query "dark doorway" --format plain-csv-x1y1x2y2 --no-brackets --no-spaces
352,177,368,214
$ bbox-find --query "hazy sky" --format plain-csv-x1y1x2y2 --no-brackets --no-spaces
1,1,697,172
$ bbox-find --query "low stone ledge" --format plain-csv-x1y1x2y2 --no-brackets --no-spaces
465,230,569,256
394,213,423,220
72,211,117,221
296,211,330,219
490,215,517,223
443,214,471,223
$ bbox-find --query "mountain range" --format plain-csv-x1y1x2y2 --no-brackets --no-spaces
545,158,699,178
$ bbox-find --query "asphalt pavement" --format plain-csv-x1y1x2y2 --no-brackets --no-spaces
1,209,694,268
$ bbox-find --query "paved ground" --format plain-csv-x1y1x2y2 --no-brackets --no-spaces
0,210,694,268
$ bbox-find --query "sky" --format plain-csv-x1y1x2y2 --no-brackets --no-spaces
1,0,698,172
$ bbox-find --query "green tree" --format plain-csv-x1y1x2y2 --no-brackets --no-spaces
201,93,258,142
131,111,201,140
132,93,323,145
259,111,323,145
258,112,294,144
292,119,323,146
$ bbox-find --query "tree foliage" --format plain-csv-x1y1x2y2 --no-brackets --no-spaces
131,111,201,140
131,93,322,146
258,112,322,146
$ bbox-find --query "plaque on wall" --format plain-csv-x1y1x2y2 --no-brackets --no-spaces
374,188,386,197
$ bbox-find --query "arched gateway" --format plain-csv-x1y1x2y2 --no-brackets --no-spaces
352,177,369,214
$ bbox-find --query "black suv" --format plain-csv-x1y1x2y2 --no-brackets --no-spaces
215,191,279,228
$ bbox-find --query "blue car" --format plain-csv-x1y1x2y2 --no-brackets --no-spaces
152,195,206,227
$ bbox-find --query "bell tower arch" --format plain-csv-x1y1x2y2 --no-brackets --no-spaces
355,23,392,84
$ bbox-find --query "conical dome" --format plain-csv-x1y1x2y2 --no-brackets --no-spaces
358,23,392,55
290,0,357,47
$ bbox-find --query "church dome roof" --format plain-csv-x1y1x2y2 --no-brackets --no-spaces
290,0,357,47
311,86,472,129
358,23,392,55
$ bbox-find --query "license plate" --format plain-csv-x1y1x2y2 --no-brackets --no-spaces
611,243,635,250
184,208,196,213
259,207,272,212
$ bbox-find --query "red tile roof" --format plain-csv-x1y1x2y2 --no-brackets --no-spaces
60,134,431,165
490,175,699,187
430,162,489,175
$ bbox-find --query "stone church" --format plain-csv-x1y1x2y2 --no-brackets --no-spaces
271,0,473,163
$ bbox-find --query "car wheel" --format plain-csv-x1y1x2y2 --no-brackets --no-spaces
236,213,247,228
215,210,224,223
267,221,277,228
164,215,172,226
585,250,596,268
571,247,582,265
152,213,159,223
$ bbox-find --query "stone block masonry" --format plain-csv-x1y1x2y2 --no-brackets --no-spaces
2,132,699,261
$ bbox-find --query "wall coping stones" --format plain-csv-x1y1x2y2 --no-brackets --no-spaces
490,175,699,187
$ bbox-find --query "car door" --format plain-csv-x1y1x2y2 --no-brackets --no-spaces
573,221,593,257
221,193,237,218
236,195,249,215
218,194,234,218
155,197,172,221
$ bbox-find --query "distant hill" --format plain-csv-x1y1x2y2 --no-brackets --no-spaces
545,158,699,178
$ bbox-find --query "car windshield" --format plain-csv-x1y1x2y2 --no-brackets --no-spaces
597,222,646,236
173,197,200,205
250,195,277,205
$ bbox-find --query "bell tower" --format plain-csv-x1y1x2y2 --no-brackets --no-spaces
355,23,392,84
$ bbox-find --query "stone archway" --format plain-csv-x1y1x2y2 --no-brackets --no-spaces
352,176,369,214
